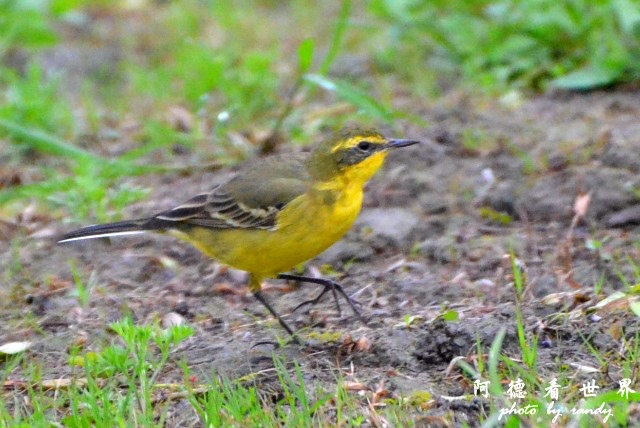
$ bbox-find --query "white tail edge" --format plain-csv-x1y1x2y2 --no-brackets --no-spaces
58,230,147,243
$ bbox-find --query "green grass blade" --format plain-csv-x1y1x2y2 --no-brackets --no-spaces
0,177,72,206
304,74,395,121
319,0,352,75
488,327,506,397
298,38,315,73
0,118,100,162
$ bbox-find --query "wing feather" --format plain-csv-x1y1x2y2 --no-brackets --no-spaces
154,188,279,230
154,154,308,231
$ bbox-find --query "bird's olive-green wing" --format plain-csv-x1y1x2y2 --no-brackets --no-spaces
154,154,309,230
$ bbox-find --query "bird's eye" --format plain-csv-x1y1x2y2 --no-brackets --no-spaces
357,141,372,151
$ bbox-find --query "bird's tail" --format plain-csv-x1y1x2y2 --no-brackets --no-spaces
57,218,168,243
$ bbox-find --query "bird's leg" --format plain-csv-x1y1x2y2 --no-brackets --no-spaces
252,290,302,345
277,273,362,320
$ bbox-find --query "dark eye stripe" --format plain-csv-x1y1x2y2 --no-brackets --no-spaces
337,142,383,166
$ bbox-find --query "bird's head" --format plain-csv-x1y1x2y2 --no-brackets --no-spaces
307,127,419,185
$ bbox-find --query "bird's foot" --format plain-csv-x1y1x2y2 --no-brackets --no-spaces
277,274,363,320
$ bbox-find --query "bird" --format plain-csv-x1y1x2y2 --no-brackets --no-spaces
58,126,419,341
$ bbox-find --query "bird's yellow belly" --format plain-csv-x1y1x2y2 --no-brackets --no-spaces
175,187,363,277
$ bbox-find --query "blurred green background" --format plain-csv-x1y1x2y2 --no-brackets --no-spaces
1,0,639,223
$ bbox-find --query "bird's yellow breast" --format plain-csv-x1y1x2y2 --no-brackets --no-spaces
175,182,362,278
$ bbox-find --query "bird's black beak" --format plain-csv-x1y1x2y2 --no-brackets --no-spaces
387,139,420,149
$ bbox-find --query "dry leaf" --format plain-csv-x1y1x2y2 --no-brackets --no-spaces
372,380,391,405
384,258,407,273
211,283,246,295
72,331,89,349
591,291,627,310
450,271,469,285
341,334,354,346
0,341,31,354
162,312,185,328
554,267,582,290
573,191,592,219
2,380,29,390
569,363,599,374
609,321,623,340
48,277,72,292
167,106,193,133
158,256,179,270
41,378,73,389
29,226,58,239
355,336,372,352
261,282,296,293
339,334,356,354
541,292,565,305
343,381,369,392
39,378,91,390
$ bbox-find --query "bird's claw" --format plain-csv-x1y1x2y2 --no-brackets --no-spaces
291,282,362,320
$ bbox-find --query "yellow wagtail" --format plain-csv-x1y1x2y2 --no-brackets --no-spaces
58,127,419,340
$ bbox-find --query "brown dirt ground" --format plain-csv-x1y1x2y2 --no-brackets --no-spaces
2,87,640,425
